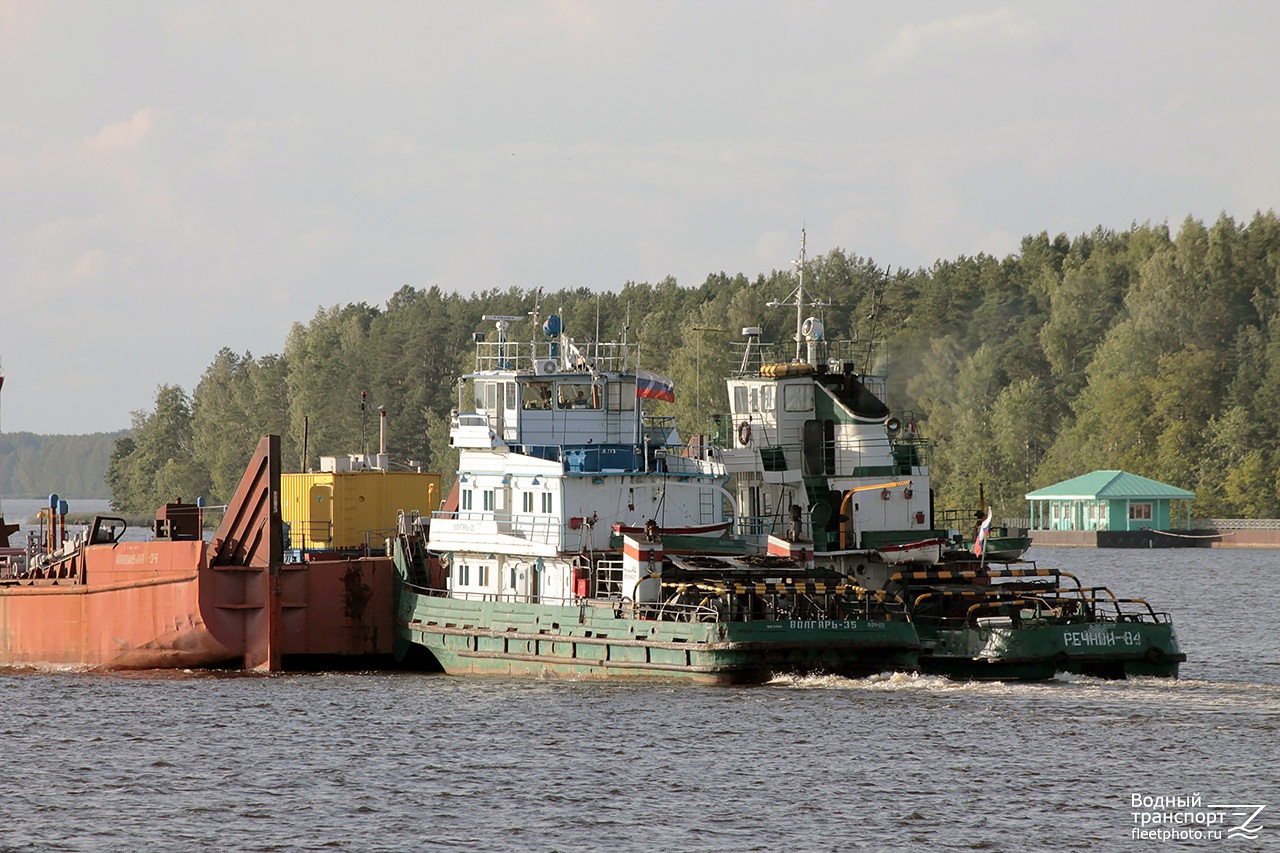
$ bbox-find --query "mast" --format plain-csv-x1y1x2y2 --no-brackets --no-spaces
766,227,830,364
793,228,806,362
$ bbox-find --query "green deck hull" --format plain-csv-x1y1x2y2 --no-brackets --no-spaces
396,590,920,685
918,620,1183,681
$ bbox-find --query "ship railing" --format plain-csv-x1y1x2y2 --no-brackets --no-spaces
431,510,565,547
1082,595,1170,624
912,586,1172,627
402,582,907,625
525,441,724,477
399,583,723,621
1201,518,1280,531
735,515,774,537
661,581,907,624
1048,585,1171,624
934,509,1022,540
284,519,333,550
594,559,625,597
631,599,720,623
474,340,639,374
8,550,84,584
361,527,397,555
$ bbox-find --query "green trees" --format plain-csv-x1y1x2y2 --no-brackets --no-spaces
191,349,292,501
0,432,120,498
106,385,210,513
98,212,1280,520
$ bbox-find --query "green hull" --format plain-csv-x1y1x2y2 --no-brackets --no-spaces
396,590,919,685
1052,621,1183,678
919,626,1057,681
918,621,1183,681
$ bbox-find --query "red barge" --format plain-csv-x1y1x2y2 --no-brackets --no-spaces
0,436,395,671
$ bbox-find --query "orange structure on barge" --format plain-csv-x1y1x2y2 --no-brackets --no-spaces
0,436,395,671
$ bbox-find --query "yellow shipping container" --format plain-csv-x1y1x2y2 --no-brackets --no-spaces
281,470,442,551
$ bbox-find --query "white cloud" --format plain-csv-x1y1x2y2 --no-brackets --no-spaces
82,108,155,153
870,9,1042,75
0,3,1277,433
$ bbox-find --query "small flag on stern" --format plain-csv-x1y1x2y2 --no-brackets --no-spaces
973,508,994,558
635,369,675,402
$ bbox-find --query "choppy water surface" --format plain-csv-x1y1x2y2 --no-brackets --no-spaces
3,548,1278,852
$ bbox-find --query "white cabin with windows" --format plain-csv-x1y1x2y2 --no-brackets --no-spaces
718,324,933,554
426,314,730,604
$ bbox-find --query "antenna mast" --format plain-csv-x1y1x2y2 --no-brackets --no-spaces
766,227,830,362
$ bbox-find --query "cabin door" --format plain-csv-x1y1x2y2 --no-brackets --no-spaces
502,382,519,443
307,484,333,549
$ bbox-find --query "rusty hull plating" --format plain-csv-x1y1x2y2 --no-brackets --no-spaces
0,436,394,671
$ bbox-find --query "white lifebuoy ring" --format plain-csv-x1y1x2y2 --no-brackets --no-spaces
738,422,752,445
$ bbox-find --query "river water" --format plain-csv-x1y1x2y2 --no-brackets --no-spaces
2,546,1277,852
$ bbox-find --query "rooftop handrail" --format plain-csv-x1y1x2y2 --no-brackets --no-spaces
430,510,564,546
473,340,640,374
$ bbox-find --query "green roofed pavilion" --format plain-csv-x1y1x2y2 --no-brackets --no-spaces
1025,471,1195,532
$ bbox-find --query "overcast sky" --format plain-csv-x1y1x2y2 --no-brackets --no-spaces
2,1,1277,435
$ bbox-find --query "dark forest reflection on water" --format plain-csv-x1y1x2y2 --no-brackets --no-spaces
2,548,1278,852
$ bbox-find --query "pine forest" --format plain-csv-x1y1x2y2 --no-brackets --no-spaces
101,213,1280,522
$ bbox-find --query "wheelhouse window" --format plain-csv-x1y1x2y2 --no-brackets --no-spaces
732,382,774,415
606,380,636,411
761,386,776,412
524,381,553,410
556,382,601,410
522,492,534,512
461,490,473,511
783,383,814,412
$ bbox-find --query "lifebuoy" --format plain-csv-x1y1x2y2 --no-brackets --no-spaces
738,422,752,445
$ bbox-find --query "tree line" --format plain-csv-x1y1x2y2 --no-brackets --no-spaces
0,432,120,499
99,212,1280,521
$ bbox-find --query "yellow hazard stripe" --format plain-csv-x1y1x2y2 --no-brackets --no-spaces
662,580,900,601
890,567,1060,582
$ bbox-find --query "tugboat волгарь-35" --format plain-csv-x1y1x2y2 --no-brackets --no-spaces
392,298,919,684
395,229,1183,683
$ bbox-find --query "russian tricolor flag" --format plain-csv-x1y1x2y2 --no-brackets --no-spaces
635,369,675,402
973,508,993,558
